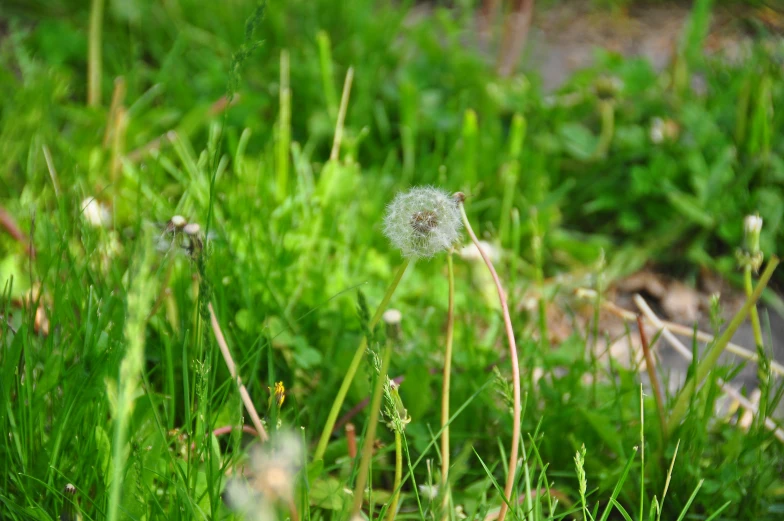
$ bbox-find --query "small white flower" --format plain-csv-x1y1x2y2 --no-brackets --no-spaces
744,215,763,236
81,197,110,227
383,187,462,258
418,484,439,500
649,117,665,144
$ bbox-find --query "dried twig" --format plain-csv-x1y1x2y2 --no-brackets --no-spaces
0,207,35,257
634,294,784,443
637,314,667,437
208,302,269,442
497,0,535,77
590,293,784,378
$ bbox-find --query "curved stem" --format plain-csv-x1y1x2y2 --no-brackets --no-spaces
314,258,411,461
351,344,392,517
440,252,455,521
459,203,520,521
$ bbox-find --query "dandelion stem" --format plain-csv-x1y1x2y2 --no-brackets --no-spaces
314,258,411,461
744,265,764,348
387,430,403,521
351,343,392,517
440,251,455,521
458,202,520,521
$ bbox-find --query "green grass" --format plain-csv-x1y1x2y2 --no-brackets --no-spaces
2,0,784,520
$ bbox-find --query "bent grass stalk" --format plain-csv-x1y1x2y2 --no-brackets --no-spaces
208,302,269,442
314,258,411,461
457,198,520,521
440,251,455,521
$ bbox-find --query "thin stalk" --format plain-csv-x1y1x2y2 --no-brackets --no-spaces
103,77,126,147
110,107,127,183
531,211,548,350
458,201,520,521
386,430,403,521
316,31,338,118
440,252,455,521
87,0,104,107
314,258,411,461
744,265,764,348
208,303,269,442
351,344,392,517
41,145,60,198
276,50,291,201
330,67,354,161
637,315,667,439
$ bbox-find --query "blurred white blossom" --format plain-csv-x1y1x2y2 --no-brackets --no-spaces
81,197,110,227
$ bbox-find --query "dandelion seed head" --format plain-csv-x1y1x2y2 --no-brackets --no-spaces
382,309,402,325
224,431,303,521
383,186,462,258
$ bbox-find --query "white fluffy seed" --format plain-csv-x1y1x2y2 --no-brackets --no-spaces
183,223,200,235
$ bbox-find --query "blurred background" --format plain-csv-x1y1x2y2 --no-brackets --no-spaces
3,1,784,519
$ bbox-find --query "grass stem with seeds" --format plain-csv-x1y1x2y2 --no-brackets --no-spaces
351,343,392,517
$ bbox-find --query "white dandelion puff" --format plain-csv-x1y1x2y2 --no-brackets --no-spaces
383,186,462,258
224,431,303,521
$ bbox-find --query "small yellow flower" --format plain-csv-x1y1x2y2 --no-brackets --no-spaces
269,381,285,408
